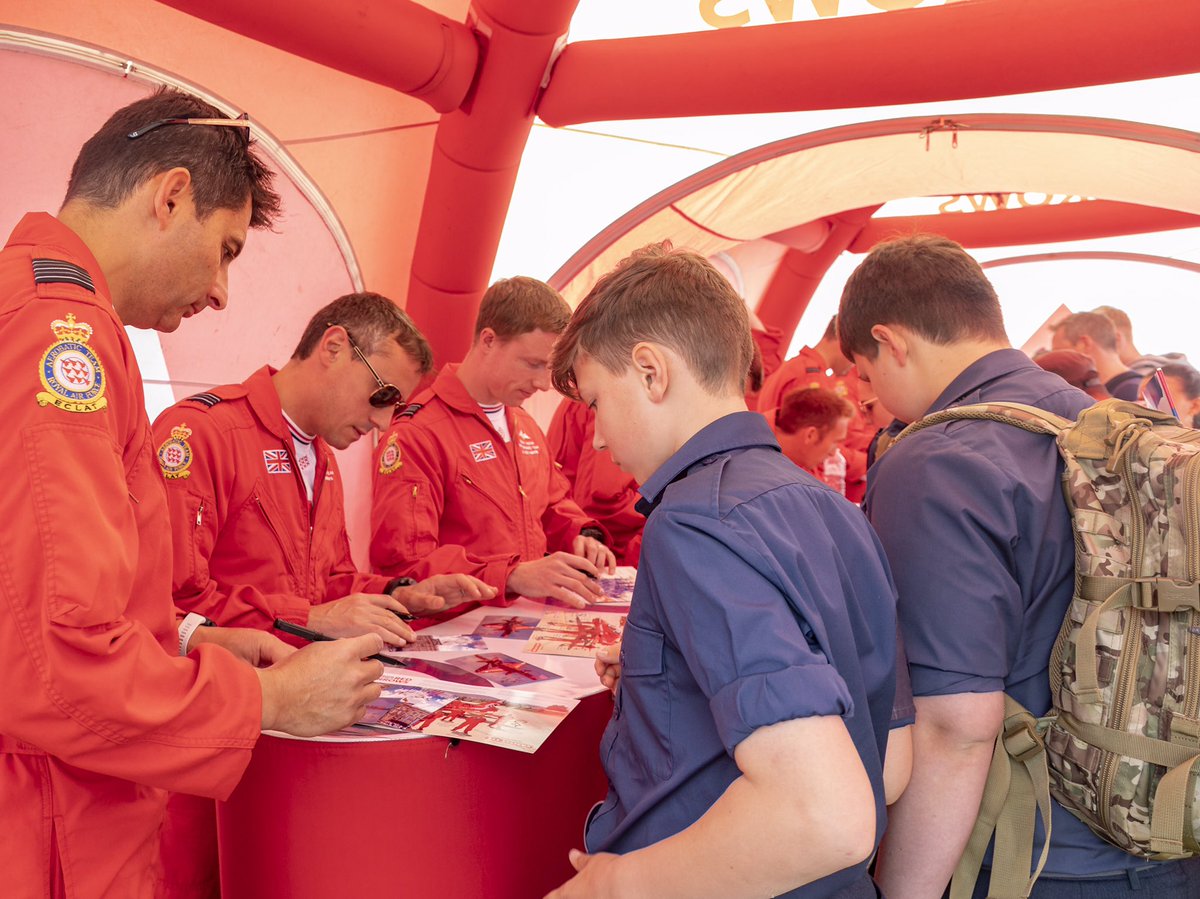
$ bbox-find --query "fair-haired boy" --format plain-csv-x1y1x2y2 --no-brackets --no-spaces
545,245,902,899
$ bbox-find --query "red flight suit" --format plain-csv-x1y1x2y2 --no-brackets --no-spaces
153,365,394,632
756,346,873,503
0,214,261,898
370,365,599,597
547,399,643,566
151,365,401,898
745,325,785,409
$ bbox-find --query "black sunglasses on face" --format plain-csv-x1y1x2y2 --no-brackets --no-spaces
334,325,403,408
127,112,251,146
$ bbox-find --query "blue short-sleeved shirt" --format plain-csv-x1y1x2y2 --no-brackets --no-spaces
585,412,899,897
864,348,1144,877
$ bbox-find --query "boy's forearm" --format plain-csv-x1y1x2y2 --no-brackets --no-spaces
875,708,998,899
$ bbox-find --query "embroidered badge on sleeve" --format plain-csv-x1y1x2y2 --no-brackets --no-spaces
378,432,403,475
157,424,194,479
36,313,108,413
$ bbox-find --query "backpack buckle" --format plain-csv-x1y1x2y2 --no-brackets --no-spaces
1003,717,1044,763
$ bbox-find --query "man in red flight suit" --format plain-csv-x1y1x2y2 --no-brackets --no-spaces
0,89,384,899
371,276,616,608
152,292,496,897
757,314,873,502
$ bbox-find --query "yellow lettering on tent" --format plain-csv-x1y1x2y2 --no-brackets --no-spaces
700,0,751,28
863,0,924,10
764,0,798,22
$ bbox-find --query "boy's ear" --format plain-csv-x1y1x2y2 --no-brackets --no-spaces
870,324,909,367
631,342,669,402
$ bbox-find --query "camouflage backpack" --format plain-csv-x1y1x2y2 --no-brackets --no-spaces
892,398,1200,899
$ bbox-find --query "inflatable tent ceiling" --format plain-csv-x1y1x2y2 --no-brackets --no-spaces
3,0,1198,560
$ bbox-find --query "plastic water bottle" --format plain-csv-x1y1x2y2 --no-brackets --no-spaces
822,447,847,496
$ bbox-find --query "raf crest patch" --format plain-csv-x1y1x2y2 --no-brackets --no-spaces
157,424,194,479
378,433,402,475
36,313,107,413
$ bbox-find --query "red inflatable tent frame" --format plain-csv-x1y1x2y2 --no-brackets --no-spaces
156,0,1200,358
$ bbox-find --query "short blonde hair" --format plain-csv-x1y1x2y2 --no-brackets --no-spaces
550,243,754,399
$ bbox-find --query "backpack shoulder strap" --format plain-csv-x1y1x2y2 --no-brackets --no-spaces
950,695,1054,899
892,402,1071,450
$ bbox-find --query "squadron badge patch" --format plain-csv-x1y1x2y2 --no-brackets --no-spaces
378,433,402,475
157,424,194,480
36,313,108,413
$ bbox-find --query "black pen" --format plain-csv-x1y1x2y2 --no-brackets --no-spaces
272,618,405,666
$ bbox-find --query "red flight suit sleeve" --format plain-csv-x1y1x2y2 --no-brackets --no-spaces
370,424,519,597
153,411,315,631
547,397,585,484
0,298,259,799
540,453,604,554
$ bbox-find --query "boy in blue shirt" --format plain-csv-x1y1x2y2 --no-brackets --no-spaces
545,244,903,898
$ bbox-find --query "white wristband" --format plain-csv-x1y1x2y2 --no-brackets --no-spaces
178,612,212,656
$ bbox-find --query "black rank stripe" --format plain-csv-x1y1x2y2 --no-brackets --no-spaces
32,259,95,293
185,393,223,408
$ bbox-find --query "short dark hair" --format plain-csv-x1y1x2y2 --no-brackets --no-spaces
293,292,433,374
1160,363,1200,402
63,87,280,228
1052,312,1118,352
838,234,1007,360
776,387,854,437
551,243,754,399
474,276,571,341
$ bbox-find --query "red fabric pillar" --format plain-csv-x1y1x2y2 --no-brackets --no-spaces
756,207,878,342
407,0,581,365
150,0,479,113
538,0,1200,126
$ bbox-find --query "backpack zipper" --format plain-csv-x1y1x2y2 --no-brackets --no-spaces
1182,453,1200,721
1097,448,1149,834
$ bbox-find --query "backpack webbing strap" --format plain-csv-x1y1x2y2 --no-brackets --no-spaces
893,402,1070,450
950,696,1053,899
1151,755,1200,856
1057,711,1200,857
1074,578,1200,700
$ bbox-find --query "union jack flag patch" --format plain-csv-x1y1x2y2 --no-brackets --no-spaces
263,449,293,474
470,440,497,462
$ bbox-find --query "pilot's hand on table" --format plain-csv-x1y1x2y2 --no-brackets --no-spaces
257,634,384,736
572,535,617,575
189,626,294,667
507,553,603,609
404,573,498,613
595,644,621,694
309,593,414,645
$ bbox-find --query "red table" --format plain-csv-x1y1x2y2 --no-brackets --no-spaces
217,690,612,898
